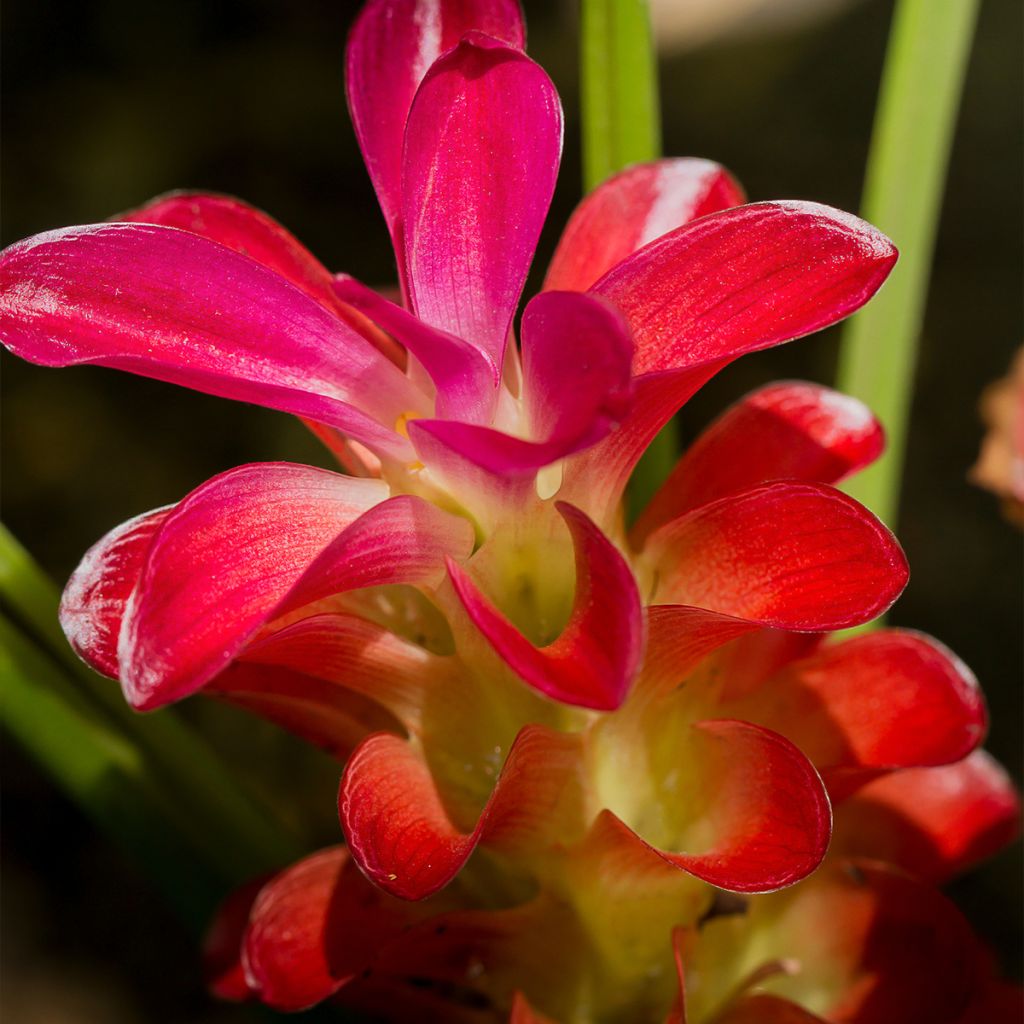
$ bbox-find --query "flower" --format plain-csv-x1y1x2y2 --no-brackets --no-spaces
1,1,1017,1021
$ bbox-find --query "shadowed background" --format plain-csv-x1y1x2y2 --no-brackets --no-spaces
2,0,1021,1020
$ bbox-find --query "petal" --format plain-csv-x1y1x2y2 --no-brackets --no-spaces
692,862,985,1024
646,482,908,631
565,202,897,521
559,365,721,524
511,992,559,1024
118,463,387,709
731,631,988,797
447,502,644,710
402,35,562,368
276,493,475,617
0,223,422,459
119,191,338,310
409,293,635,476
241,847,358,1011
339,725,583,900
633,381,884,545
333,273,499,422
59,506,171,678
202,875,270,1003
665,719,832,892
223,611,452,737
640,605,758,700
346,0,525,239
545,158,745,293
122,193,407,367
832,751,1021,883
591,201,898,377
519,291,634,457
713,996,827,1024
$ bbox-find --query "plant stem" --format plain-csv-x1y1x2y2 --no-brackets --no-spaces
0,614,222,928
0,524,304,882
580,0,661,193
579,0,674,519
836,0,980,527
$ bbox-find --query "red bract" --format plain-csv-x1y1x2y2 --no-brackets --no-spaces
1,0,1017,1021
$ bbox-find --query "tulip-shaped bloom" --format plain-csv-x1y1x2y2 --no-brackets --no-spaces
1,1,1018,1022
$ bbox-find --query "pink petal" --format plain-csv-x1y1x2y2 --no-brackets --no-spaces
633,381,884,545
647,482,908,631
120,464,386,709
545,158,745,293
447,502,643,710
334,273,499,422
122,193,408,369
119,192,338,311
832,751,1021,883
402,34,562,368
346,0,525,240
408,292,634,476
59,506,171,679
276,493,475,617
340,725,582,900
732,631,987,797
519,291,634,459
0,224,423,459
592,201,898,377
582,716,831,894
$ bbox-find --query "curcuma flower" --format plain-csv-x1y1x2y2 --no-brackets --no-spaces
1,1,1019,1022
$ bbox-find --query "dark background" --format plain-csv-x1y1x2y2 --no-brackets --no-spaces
3,0,1021,1020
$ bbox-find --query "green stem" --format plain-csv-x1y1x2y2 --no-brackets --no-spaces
580,0,675,520
0,524,304,881
836,0,980,527
580,0,661,193
0,614,222,929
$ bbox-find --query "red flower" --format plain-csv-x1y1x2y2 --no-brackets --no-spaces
1,1,1015,1021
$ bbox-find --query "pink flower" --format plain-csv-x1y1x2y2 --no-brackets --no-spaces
1,1,1015,1020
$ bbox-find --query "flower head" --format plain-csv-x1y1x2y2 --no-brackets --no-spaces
1,1,1017,1021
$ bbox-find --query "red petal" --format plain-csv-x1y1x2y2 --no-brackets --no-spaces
228,611,452,735
713,996,826,1024
592,201,897,377
346,0,525,240
59,506,171,678
241,847,349,1010
0,224,423,459
732,631,987,797
340,725,583,900
511,991,559,1024
633,381,884,545
202,874,269,1003
119,465,386,709
402,35,561,370
647,482,908,631
545,158,745,293
832,751,1021,883
588,720,831,893
447,502,643,710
